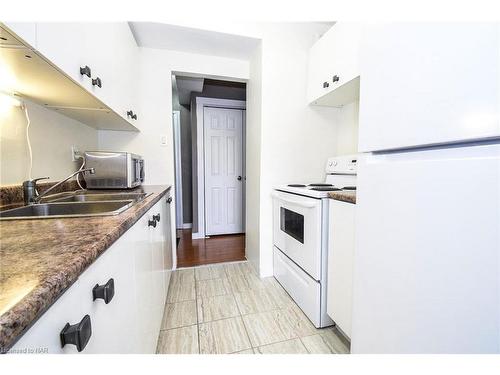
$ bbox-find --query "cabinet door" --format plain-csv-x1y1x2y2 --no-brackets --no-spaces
307,22,361,105
307,26,336,103
162,194,173,293
327,199,355,339
36,23,94,92
35,22,139,126
9,279,87,354
358,22,500,152
150,200,166,334
76,225,138,354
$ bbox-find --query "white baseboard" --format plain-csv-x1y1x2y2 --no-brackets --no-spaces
181,223,192,229
191,232,205,239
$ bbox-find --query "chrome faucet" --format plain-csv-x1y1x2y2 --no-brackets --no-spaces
23,168,96,205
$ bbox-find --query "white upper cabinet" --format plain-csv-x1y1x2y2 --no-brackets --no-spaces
35,23,140,128
358,23,500,152
307,22,362,106
2,22,37,47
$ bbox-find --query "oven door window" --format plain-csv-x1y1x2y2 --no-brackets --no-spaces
280,207,304,244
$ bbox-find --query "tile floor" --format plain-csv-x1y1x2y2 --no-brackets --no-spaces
156,261,350,354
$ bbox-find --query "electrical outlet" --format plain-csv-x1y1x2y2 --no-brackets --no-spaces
71,146,80,161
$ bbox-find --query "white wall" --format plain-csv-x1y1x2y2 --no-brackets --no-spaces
244,43,263,273
98,47,250,269
98,48,250,186
335,100,359,155
246,24,340,276
0,99,97,185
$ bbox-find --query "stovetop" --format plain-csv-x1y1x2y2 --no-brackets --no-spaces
275,182,357,199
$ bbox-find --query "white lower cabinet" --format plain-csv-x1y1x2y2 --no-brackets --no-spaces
10,196,172,354
327,199,356,339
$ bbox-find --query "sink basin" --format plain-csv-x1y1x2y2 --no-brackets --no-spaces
47,193,149,203
0,201,134,220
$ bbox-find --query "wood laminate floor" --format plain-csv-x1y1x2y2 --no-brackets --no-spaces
176,229,246,268
156,261,350,354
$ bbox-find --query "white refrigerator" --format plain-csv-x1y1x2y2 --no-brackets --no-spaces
351,23,500,353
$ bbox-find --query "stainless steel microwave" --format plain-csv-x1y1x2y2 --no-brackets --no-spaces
83,151,144,189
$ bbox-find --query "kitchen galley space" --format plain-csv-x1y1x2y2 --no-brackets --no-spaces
0,3,499,374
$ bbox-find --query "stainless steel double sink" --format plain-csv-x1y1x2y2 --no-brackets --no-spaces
0,191,151,220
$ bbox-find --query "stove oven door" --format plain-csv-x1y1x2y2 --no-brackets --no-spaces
272,190,323,280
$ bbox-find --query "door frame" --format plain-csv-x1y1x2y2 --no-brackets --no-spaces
172,110,183,229
194,97,246,239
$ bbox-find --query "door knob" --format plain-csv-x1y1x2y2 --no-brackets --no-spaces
60,315,92,352
237,176,242,181
92,278,115,304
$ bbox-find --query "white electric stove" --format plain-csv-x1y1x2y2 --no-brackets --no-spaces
272,154,357,328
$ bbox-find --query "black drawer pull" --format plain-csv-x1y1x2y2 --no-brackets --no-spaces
153,213,160,222
80,65,91,78
323,81,329,88
60,315,92,352
92,278,115,304
148,219,157,228
332,75,340,83
166,197,172,204
92,77,102,88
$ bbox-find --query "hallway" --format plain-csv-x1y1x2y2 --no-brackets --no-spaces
176,229,246,268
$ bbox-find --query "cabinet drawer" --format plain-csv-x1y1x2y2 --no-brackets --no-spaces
273,246,321,327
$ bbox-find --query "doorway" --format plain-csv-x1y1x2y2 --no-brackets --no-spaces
172,75,247,267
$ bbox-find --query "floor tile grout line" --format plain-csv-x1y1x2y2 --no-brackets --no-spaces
193,272,201,354
232,280,254,350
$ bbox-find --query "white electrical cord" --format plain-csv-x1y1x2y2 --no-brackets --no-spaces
23,103,33,180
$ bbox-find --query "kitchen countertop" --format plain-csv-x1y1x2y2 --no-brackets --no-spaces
0,185,171,351
328,190,356,204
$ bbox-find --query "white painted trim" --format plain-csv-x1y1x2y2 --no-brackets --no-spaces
193,97,246,240
181,223,193,229
172,110,184,229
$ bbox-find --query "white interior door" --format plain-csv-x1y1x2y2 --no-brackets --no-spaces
204,107,244,235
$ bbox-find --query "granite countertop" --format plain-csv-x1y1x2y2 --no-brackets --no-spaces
328,190,356,204
0,185,171,351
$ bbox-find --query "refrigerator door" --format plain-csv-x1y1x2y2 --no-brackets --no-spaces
358,23,500,152
351,143,500,353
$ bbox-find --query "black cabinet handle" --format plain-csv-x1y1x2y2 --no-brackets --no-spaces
153,213,160,222
237,176,242,181
80,65,91,78
166,197,172,204
92,77,102,88
92,278,115,304
60,315,92,352
332,75,340,83
148,219,157,228
323,81,329,88
127,110,138,120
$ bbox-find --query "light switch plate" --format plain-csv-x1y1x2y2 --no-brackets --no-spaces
160,134,167,146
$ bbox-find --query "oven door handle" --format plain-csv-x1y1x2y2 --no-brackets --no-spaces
271,192,317,209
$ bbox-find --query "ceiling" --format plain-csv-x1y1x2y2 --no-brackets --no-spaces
129,22,261,60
